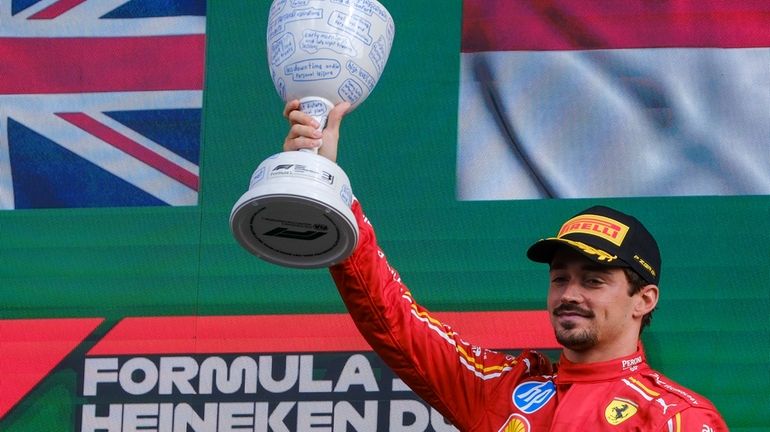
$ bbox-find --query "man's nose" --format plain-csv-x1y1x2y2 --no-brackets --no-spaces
560,280,583,303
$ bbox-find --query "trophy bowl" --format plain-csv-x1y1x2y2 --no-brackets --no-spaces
230,0,395,268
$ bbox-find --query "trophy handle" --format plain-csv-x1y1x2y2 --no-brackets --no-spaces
298,96,334,155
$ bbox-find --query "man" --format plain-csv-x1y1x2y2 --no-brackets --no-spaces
283,100,728,431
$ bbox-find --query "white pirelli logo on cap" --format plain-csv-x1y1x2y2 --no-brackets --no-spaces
558,214,630,246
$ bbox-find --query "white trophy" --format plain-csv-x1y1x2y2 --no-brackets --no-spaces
230,0,395,268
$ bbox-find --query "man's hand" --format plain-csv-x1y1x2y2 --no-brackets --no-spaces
283,100,350,163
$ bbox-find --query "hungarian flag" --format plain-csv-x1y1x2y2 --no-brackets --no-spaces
0,0,206,209
458,0,770,200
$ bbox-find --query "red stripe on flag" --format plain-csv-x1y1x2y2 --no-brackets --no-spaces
28,0,87,19
88,312,559,355
57,112,199,191
0,318,103,419
462,0,770,52
0,35,205,94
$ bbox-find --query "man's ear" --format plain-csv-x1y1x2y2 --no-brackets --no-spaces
634,284,659,318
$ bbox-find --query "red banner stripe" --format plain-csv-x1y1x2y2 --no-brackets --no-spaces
28,0,87,19
0,318,104,419
88,312,559,355
0,35,205,95
462,0,770,52
57,112,199,191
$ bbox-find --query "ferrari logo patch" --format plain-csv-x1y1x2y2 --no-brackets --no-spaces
605,398,638,425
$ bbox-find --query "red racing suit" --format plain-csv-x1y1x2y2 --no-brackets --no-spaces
330,201,729,431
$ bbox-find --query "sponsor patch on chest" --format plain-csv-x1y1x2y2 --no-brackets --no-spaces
512,380,556,414
497,413,531,432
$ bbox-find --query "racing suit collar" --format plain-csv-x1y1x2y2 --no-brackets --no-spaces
554,344,649,384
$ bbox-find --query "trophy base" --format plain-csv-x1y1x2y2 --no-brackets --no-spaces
230,151,358,269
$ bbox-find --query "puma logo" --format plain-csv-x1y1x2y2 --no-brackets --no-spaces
656,398,677,415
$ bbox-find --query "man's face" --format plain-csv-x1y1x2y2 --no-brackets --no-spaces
547,247,638,353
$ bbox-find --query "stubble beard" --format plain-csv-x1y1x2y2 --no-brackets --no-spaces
555,323,598,351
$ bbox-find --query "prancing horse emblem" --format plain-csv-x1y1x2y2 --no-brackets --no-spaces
605,398,639,425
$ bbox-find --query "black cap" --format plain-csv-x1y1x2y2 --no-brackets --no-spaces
527,206,661,285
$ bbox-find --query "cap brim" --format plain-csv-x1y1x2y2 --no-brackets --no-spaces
526,238,563,263
526,237,627,267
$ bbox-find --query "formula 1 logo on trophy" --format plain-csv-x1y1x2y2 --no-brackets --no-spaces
230,0,395,268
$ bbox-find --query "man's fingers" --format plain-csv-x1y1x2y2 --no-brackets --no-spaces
287,123,323,140
284,123,323,150
282,100,349,163
287,109,321,130
283,99,301,119
284,136,322,152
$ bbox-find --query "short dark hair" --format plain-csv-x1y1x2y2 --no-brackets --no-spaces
623,267,655,334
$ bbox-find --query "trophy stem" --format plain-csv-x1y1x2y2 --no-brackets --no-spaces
299,96,334,128
297,97,334,155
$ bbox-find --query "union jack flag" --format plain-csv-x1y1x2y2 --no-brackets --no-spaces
0,0,206,209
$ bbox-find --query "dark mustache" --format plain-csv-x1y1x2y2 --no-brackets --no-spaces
553,304,594,318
